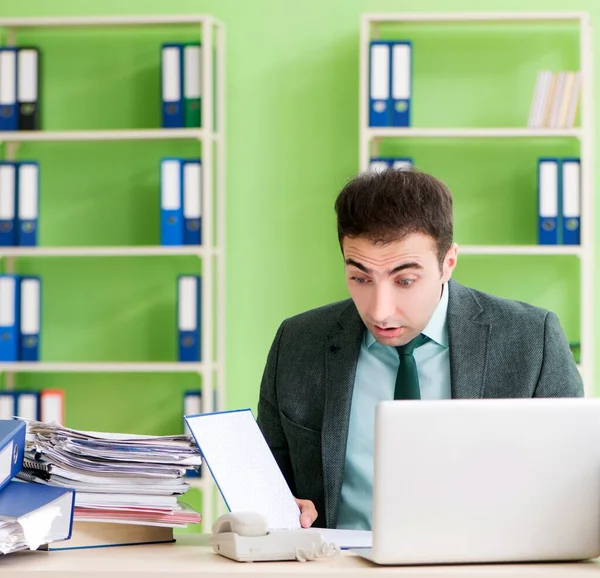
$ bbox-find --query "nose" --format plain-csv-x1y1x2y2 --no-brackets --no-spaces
369,283,396,326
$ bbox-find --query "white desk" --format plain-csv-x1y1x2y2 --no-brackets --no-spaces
0,535,599,578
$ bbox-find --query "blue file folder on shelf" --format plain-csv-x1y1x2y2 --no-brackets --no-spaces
183,159,202,245
0,481,75,552
161,43,184,128
538,158,560,245
0,419,26,492
178,275,201,362
0,162,16,246
160,158,183,245
391,41,412,127
17,161,39,246
0,275,19,361
0,47,18,131
15,390,40,421
369,41,391,127
19,276,41,362
561,158,581,245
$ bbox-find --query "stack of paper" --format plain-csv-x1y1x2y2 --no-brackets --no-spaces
18,421,202,529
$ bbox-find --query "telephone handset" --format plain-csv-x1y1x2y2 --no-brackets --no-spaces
210,511,339,562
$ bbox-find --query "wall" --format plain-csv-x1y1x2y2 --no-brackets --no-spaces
0,0,596,440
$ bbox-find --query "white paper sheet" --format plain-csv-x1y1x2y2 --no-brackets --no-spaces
319,528,372,549
185,409,301,531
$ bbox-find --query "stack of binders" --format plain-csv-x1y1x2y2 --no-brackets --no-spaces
0,419,75,555
0,389,65,423
0,274,41,362
177,275,201,362
537,158,581,245
161,42,202,128
0,46,41,131
0,161,39,247
160,158,202,246
369,40,412,127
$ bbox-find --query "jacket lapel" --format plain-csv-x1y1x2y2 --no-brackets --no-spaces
321,300,365,529
447,279,491,399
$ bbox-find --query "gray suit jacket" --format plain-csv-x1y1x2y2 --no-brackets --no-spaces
256,279,583,529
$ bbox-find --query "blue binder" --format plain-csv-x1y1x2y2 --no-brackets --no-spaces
370,157,392,172
0,419,26,492
0,481,75,549
161,43,184,128
0,47,18,131
0,275,19,361
391,41,412,127
184,390,203,477
392,157,413,170
160,158,183,245
16,161,39,246
369,41,391,127
183,159,202,245
561,158,581,245
537,158,560,245
0,161,16,246
19,276,41,361
178,275,201,362
15,390,40,420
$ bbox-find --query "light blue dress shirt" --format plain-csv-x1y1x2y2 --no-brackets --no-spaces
336,283,451,530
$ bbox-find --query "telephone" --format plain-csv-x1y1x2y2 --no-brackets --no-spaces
210,511,340,562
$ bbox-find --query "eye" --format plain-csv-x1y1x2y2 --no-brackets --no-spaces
350,276,368,285
397,279,414,287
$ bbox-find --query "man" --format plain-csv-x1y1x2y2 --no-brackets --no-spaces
256,168,583,532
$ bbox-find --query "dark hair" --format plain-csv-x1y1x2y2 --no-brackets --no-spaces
334,167,453,268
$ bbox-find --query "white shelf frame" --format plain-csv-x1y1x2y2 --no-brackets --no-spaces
0,246,221,258
458,245,583,256
0,362,211,373
367,128,583,140
0,14,227,529
360,12,594,396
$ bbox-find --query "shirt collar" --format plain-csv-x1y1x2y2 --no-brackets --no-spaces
364,282,449,349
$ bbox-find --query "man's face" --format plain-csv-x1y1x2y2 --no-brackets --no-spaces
343,233,457,347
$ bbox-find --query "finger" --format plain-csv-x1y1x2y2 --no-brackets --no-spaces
299,502,318,528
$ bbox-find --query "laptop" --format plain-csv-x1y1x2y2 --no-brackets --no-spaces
353,397,600,565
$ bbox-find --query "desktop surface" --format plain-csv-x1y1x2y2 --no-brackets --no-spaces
0,534,599,578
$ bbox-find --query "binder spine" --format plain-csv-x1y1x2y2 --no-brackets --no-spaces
0,162,16,246
183,159,202,245
17,47,40,130
561,158,581,245
0,48,18,131
391,41,412,127
369,41,391,127
161,43,184,128
160,158,184,246
178,275,201,362
17,161,39,246
537,158,560,245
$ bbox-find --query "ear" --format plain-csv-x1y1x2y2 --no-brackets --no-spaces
441,244,458,283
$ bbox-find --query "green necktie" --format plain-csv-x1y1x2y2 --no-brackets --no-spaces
394,334,430,400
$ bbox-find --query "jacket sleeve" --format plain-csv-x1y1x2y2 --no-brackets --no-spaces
533,311,584,397
256,319,297,494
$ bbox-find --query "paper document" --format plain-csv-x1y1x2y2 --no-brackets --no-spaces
185,409,301,530
319,529,372,549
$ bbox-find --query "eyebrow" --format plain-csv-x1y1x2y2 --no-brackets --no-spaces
345,258,423,276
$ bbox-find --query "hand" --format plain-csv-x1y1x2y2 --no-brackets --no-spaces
295,498,318,528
